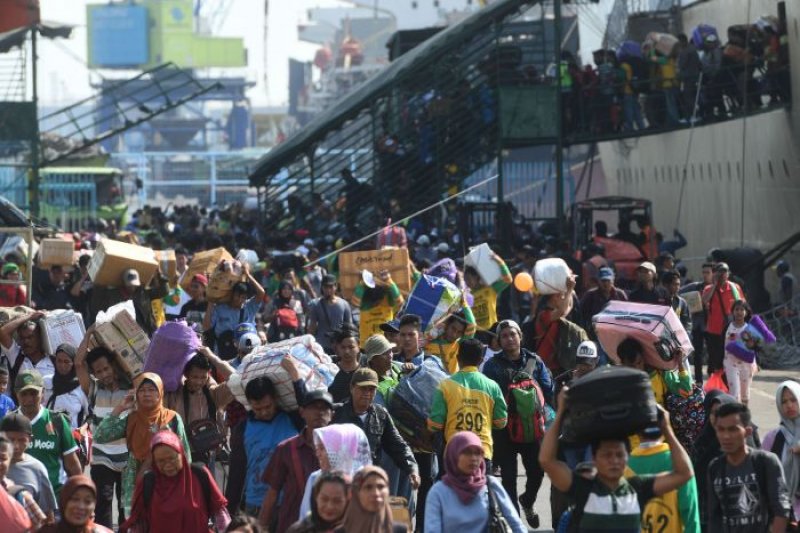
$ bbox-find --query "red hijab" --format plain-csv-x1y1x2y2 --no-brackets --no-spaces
121,431,227,533
442,431,487,504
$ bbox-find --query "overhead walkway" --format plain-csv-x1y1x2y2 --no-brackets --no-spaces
247,0,792,240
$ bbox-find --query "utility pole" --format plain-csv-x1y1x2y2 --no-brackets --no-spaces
554,0,564,226
30,25,40,218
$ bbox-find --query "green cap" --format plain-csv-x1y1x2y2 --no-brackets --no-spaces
15,368,43,393
2,263,19,275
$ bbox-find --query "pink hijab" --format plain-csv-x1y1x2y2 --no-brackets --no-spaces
442,431,487,504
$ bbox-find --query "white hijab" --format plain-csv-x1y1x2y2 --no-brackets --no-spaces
776,380,800,499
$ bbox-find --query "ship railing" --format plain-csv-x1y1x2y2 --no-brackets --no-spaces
759,293,800,369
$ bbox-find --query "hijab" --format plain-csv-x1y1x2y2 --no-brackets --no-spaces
121,431,227,533
300,472,349,533
693,390,735,467
126,373,177,461
442,431,487,504
775,380,800,500
39,474,99,533
313,424,371,477
277,280,296,306
339,466,394,533
51,343,80,398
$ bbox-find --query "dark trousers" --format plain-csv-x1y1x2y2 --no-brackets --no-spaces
691,327,706,383
705,332,725,373
414,452,435,532
91,464,124,529
493,430,544,512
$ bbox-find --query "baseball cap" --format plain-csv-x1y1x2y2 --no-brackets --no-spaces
238,332,261,353
234,322,258,342
576,341,599,362
598,267,615,281
417,235,431,246
713,262,730,273
379,319,400,334
363,335,396,362
496,319,521,334
122,268,141,287
15,368,43,393
2,263,19,275
637,261,657,274
436,242,450,254
322,274,337,286
191,273,209,286
0,412,32,435
301,389,334,408
350,368,379,388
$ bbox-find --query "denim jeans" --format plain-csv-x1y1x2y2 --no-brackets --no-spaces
623,94,645,131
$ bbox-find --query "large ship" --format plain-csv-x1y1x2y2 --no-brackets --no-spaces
596,0,800,266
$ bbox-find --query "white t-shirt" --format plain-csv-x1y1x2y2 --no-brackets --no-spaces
1,341,54,394
42,379,89,428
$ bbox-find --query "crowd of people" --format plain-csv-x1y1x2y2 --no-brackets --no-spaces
0,203,794,533
553,19,791,135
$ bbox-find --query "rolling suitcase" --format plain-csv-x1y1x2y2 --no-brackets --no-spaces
593,301,692,370
562,366,657,443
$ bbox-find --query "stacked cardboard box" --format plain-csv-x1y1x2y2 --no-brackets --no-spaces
153,250,178,286
88,239,158,288
92,308,150,376
40,310,85,354
39,239,75,267
181,247,233,291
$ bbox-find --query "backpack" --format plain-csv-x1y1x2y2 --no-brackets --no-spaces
505,357,546,443
143,462,213,511
51,409,92,469
274,306,300,330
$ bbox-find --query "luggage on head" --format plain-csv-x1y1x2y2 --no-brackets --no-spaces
593,301,692,370
561,365,657,444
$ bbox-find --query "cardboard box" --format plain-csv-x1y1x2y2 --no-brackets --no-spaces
683,291,703,314
206,267,245,304
93,308,150,376
464,243,502,286
115,231,139,245
40,310,85,354
39,238,75,267
88,239,158,288
181,247,233,291
153,250,178,286
338,248,411,300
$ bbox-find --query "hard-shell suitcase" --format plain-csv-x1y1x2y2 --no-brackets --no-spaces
562,366,657,443
593,301,693,370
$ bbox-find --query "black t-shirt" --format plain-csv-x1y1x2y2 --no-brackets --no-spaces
707,449,790,533
179,299,207,328
327,368,358,404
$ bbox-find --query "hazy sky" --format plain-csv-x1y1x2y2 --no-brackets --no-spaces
37,0,523,107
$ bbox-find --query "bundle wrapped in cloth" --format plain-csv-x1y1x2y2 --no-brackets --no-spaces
228,335,338,411
725,315,776,363
389,359,448,452
142,321,202,392
401,274,462,333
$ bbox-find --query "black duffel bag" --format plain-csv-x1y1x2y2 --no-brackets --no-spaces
562,365,657,443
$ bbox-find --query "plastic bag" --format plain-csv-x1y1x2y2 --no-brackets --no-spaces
703,370,729,394
143,321,201,392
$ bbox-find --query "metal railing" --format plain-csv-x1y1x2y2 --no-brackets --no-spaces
110,151,266,208
760,293,800,369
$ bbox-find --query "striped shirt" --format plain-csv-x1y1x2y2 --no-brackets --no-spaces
89,380,129,472
569,473,656,532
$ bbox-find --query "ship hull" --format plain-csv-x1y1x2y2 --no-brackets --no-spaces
597,0,800,264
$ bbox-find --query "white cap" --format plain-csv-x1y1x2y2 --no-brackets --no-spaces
436,242,450,254
238,332,262,353
576,340,598,360
417,235,430,246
